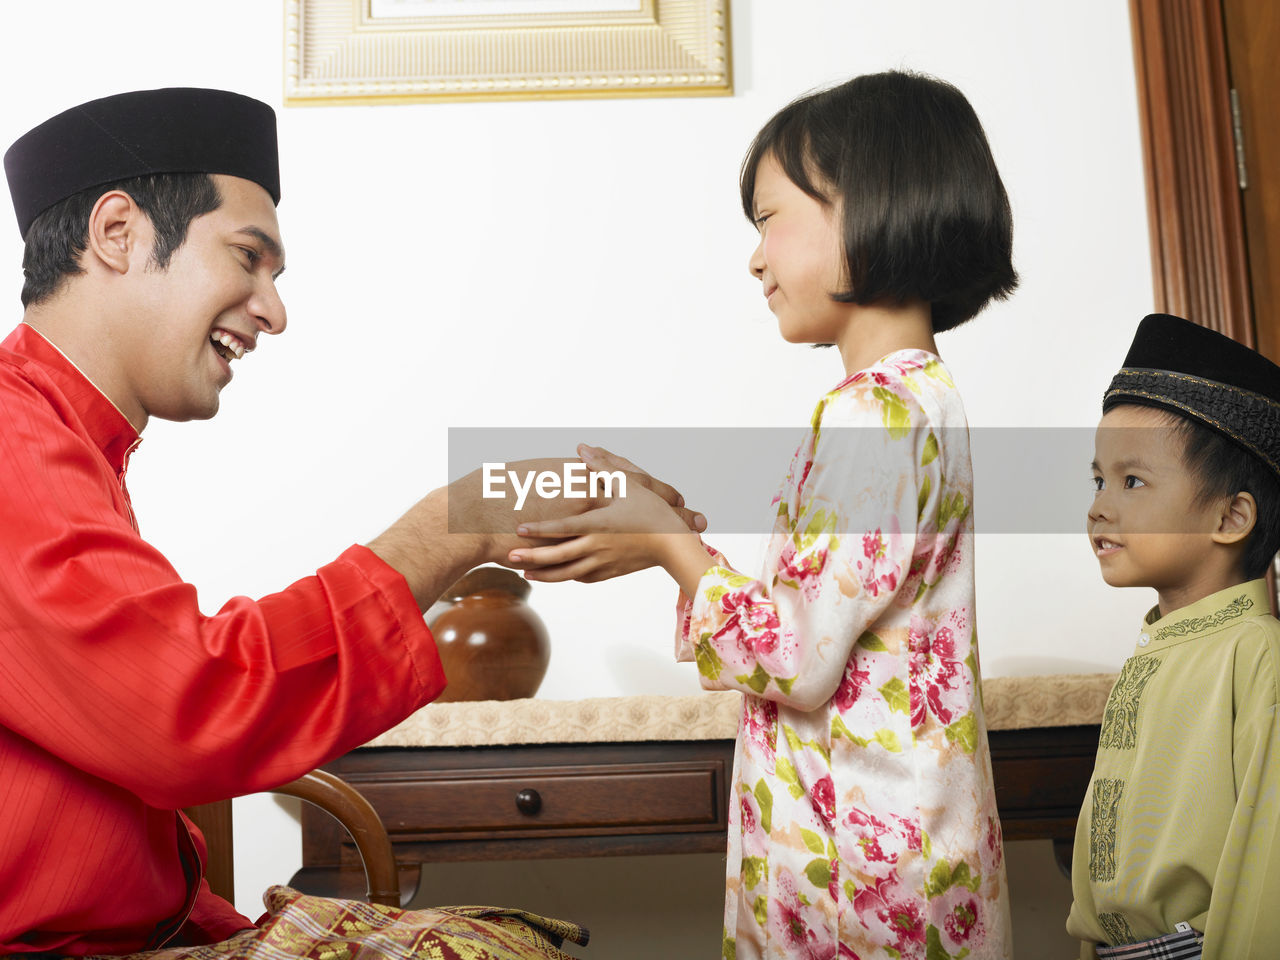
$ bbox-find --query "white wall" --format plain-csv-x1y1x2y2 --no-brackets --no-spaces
1,0,1153,947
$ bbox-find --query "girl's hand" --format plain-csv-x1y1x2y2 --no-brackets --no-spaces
507,482,692,582
576,444,707,534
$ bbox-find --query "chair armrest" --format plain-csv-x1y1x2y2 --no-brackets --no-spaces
273,769,401,907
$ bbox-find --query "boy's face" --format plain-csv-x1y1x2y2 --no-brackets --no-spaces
1088,404,1228,598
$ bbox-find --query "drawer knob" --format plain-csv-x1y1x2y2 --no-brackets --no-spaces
515,788,542,815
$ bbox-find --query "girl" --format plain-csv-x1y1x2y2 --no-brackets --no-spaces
511,71,1016,960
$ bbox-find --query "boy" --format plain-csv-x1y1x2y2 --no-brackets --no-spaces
1067,313,1280,959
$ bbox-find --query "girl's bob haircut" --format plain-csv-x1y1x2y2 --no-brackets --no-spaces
740,71,1017,333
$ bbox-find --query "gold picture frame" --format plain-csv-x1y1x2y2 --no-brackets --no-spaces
284,0,732,105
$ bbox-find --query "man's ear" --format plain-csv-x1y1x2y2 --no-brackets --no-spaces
86,190,148,276
1212,490,1257,545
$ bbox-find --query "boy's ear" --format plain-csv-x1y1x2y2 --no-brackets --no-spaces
1212,491,1257,545
86,190,148,276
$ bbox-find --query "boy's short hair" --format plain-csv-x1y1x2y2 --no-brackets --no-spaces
20,173,222,307
738,70,1018,333
1161,408,1280,579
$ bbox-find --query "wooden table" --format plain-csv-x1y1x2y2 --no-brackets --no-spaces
289,679,1111,902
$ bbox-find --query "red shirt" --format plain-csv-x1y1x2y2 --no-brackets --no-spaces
0,324,446,954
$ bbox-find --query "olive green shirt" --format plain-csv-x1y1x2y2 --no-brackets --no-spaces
1066,579,1280,959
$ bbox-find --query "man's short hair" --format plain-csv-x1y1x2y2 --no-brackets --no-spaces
20,173,221,307
738,70,1018,333
1168,410,1280,580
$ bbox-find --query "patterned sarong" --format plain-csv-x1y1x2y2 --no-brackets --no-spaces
1095,925,1202,960
90,886,589,960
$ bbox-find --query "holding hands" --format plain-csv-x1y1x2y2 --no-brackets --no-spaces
506,445,715,595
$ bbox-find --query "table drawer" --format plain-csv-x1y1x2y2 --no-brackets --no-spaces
356,760,724,838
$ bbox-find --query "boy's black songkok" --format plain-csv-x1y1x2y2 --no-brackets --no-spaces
1104,312,1280,479
4,87,280,239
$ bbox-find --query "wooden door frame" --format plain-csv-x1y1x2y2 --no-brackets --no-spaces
1128,0,1254,344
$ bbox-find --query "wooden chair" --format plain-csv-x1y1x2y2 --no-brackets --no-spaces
184,769,401,908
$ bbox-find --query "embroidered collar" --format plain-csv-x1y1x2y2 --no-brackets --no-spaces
1137,579,1271,654
1,322,140,477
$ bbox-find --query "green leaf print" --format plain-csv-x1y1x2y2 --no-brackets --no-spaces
857,631,887,652
776,757,805,799
752,895,768,928
784,725,803,753
705,585,728,604
925,859,981,899
944,713,978,754
801,829,826,855
873,728,903,753
741,856,768,890
775,675,795,696
735,663,772,695
804,858,832,889
695,641,723,682
754,780,773,834
917,472,932,522
922,830,933,859
939,490,971,526
722,933,736,960
926,924,971,960
873,386,913,439
922,431,939,466
923,359,955,387
880,677,910,715
794,507,838,555
844,879,857,902
832,714,871,746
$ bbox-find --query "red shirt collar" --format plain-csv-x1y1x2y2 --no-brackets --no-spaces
1,322,140,477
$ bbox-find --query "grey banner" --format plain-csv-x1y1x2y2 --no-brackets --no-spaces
446,426,1201,534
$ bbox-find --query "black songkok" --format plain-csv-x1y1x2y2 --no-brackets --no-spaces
1103,313,1280,479
4,87,279,239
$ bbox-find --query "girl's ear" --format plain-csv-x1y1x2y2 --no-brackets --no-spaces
1212,490,1257,545
85,190,146,276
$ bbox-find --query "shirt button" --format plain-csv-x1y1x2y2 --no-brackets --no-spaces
1138,633,1150,647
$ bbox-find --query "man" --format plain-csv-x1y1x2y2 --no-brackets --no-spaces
0,87,692,956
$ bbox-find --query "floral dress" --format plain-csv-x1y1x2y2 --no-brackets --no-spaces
678,350,1011,960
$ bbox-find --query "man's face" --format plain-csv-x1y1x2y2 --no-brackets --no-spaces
1087,404,1225,595
119,173,286,426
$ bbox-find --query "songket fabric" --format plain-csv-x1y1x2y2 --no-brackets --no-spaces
0,323,450,953
1067,579,1280,960
84,887,589,960
677,350,1011,960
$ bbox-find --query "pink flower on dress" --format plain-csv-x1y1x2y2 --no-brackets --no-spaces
985,815,1004,869
777,537,829,600
944,898,981,944
809,775,835,830
742,697,778,761
741,794,757,836
855,530,900,597
715,592,784,664
844,808,896,866
892,814,922,854
907,615,969,728
852,877,927,959
833,658,872,712
773,871,839,960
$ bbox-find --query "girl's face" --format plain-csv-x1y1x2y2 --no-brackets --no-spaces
747,153,851,346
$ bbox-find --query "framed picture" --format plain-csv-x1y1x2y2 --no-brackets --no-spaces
284,0,732,105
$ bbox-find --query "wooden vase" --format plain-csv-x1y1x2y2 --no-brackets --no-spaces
425,567,550,702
